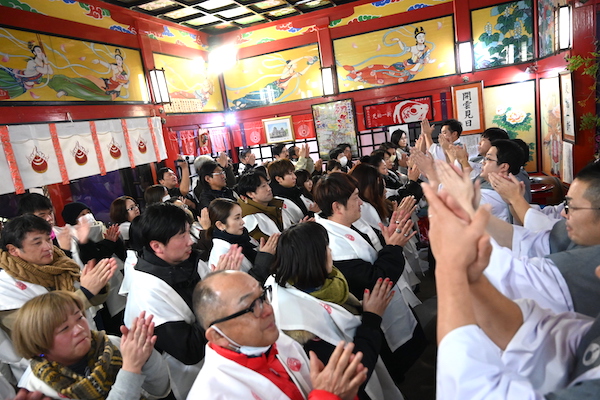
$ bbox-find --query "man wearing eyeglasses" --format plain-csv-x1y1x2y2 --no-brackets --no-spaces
478,139,525,222
189,270,367,400
196,160,237,210
436,160,600,318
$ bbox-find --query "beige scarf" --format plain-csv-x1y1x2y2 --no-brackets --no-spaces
0,247,80,291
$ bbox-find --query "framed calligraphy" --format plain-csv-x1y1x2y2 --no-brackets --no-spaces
451,81,485,135
364,96,433,129
559,72,576,143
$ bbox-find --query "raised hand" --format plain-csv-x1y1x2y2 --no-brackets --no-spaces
435,160,477,218
362,278,394,317
488,172,524,205
80,258,117,295
380,210,416,247
120,311,157,374
310,341,367,400
104,224,120,242
259,233,279,255
211,244,244,272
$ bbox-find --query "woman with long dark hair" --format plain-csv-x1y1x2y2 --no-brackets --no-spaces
349,163,393,228
269,222,402,400
205,198,278,283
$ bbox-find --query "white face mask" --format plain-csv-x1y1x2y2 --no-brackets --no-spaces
339,156,348,167
211,325,271,356
389,154,397,163
162,194,171,202
78,213,96,225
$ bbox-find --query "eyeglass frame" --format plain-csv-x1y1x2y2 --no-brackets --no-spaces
208,286,272,327
126,204,139,212
563,201,600,214
210,171,226,177
482,156,498,164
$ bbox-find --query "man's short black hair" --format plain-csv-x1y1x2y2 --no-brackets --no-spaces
236,170,268,197
337,143,351,151
272,143,287,157
138,203,192,252
491,139,525,176
328,147,343,160
511,139,530,168
157,167,171,182
482,127,509,142
575,160,600,208
442,119,463,137
1,214,52,250
17,193,53,216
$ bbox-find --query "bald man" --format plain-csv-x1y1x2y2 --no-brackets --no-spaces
189,270,367,400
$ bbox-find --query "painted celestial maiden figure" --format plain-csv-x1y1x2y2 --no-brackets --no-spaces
343,27,435,86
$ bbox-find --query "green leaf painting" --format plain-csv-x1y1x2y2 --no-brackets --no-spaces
472,0,533,69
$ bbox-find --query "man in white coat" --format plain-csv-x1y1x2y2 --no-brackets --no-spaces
436,160,600,317
425,181,600,400
189,270,368,400
312,172,427,384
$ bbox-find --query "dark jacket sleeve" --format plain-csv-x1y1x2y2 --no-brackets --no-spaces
333,245,405,301
78,238,126,264
225,164,236,189
154,320,207,365
398,180,424,202
303,312,383,396
249,251,275,284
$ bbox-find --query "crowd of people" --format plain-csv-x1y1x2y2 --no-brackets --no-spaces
0,118,598,400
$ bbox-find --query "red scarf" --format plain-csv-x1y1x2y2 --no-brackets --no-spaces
210,343,304,400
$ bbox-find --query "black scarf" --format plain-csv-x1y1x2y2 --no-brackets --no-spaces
212,227,257,264
270,181,309,216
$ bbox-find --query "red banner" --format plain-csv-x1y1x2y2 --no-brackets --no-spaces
167,129,180,157
243,121,265,146
231,124,244,148
179,130,197,155
364,96,433,128
209,127,229,153
292,114,316,139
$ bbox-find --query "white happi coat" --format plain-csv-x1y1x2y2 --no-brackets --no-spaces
275,195,312,229
315,216,417,350
267,277,404,400
524,205,564,232
124,269,202,400
205,238,257,279
360,202,422,287
187,332,312,400
243,213,281,238
437,299,599,399
480,188,511,223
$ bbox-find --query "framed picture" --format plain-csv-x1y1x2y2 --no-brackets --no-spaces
364,96,433,129
312,99,358,160
559,72,576,143
263,116,294,144
451,81,485,135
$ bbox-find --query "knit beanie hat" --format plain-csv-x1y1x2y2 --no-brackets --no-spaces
61,202,91,225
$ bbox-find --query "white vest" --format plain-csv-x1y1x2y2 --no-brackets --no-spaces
124,270,201,400
267,277,404,400
276,196,306,229
187,333,312,400
243,213,281,238
205,238,256,279
315,216,417,350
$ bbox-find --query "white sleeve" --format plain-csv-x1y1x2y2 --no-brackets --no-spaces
428,143,445,161
511,224,552,258
523,208,562,232
480,189,510,222
501,300,593,394
484,239,574,314
437,300,592,400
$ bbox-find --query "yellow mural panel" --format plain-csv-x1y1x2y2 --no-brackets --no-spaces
0,0,135,34
0,27,147,102
330,0,452,28
0,0,207,50
153,53,224,113
484,80,538,172
334,16,455,92
224,45,321,110
234,0,452,49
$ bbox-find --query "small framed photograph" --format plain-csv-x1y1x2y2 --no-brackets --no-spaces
263,116,294,144
559,72,576,143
